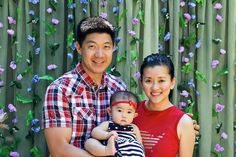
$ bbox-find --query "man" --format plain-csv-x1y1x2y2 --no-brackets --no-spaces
42,17,126,157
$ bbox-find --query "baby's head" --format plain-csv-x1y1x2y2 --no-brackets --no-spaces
107,91,139,126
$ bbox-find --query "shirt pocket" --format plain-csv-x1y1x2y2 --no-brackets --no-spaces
72,107,95,121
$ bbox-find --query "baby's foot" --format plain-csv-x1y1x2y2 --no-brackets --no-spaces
105,135,116,156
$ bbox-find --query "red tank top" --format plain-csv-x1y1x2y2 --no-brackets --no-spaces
133,101,185,157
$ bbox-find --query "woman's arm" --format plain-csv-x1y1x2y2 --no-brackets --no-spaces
132,124,143,143
177,114,195,157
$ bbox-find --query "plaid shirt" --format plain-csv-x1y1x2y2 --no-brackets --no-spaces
42,62,126,148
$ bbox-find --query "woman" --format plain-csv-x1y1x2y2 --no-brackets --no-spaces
133,53,195,157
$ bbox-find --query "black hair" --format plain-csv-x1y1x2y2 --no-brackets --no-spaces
140,53,175,80
76,16,115,46
110,91,138,104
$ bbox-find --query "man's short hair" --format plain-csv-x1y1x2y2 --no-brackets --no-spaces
76,16,115,46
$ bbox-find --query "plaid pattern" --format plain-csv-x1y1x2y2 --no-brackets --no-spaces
42,62,126,148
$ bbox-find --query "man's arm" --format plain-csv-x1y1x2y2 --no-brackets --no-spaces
44,127,93,157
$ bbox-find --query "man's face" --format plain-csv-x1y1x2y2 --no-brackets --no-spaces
76,33,114,81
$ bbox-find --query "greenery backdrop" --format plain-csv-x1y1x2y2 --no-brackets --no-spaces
0,0,235,157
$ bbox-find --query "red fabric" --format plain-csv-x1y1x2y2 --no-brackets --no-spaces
133,101,185,157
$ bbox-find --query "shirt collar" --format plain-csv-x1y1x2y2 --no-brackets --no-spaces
75,62,108,89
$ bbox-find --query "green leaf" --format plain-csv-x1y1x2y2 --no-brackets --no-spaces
137,93,145,101
196,0,204,5
195,70,207,83
49,43,60,56
217,68,229,75
45,23,56,36
117,51,127,64
138,9,145,24
0,103,4,109
211,151,220,157
16,95,33,104
39,75,54,81
130,77,138,88
49,0,58,11
67,32,74,48
16,52,23,64
179,12,187,28
130,50,137,60
9,81,22,89
159,25,165,41
30,146,41,157
184,33,196,48
22,67,32,76
0,146,10,157
212,108,218,117
26,110,33,126
181,63,192,74
119,9,128,21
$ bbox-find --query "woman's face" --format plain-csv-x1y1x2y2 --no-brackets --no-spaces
141,65,175,107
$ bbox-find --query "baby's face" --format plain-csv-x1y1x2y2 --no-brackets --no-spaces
110,102,137,126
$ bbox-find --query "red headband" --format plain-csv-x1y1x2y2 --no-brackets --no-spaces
110,100,137,110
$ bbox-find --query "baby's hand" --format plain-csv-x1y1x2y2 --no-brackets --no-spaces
107,131,118,140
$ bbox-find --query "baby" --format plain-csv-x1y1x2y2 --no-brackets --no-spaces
85,91,145,157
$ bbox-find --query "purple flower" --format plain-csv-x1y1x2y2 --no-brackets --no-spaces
188,79,195,88
158,44,164,51
195,40,201,48
188,52,194,58
211,60,220,68
28,10,35,16
8,104,17,112
10,151,19,157
191,14,196,20
188,2,196,8
113,6,119,14
10,61,17,70
131,18,139,25
182,56,189,63
47,8,53,14
12,117,18,124
29,0,40,4
35,47,41,55
27,35,36,45
27,87,32,92
31,126,41,133
161,8,167,14
115,37,121,43
68,14,74,21
68,3,76,9
215,103,225,112
180,90,189,97
82,8,87,14
214,3,223,10
221,132,228,140
184,13,191,21
0,80,4,87
99,12,107,19
216,14,223,22
100,0,107,7
128,30,136,37
8,17,16,25
220,48,226,55
47,64,58,70
31,118,39,125
179,1,185,7
51,18,60,25
164,32,171,41
32,75,40,84
80,0,88,4
117,0,122,4
16,74,23,81
178,46,185,53
214,144,224,152
113,46,119,53
133,72,140,79
178,101,187,109
67,53,73,59
0,22,3,28
7,29,15,36
0,66,5,74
